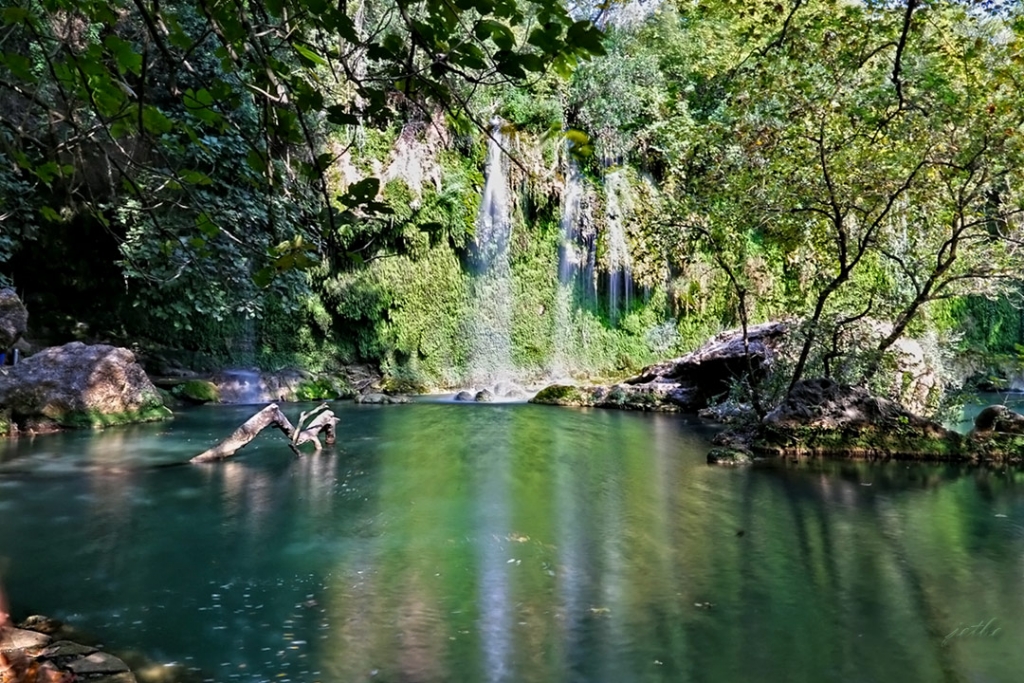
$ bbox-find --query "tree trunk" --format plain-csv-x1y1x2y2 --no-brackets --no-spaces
190,403,338,463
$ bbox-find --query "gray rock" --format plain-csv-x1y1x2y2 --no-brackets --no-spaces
355,392,408,405
454,390,474,401
973,405,1024,434
0,628,51,652
474,389,494,402
623,322,788,411
17,615,64,635
89,673,137,683
42,640,97,658
533,323,788,413
762,378,940,433
0,342,171,430
0,287,28,349
68,652,131,675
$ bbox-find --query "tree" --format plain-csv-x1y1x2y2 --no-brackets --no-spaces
662,0,1024,410
0,0,606,324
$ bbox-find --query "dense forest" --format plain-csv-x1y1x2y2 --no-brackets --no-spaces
1,0,1023,406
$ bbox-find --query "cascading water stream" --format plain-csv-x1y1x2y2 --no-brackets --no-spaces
468,122,515,386
604,168,633,324
552,161,585,378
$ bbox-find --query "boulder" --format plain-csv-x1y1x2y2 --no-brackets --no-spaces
0,342,172,430
967,405,1024,462
531,322,788,413
474,389,494,402
454,390,474,402
0,288,28,349
972,405,1024,434
753,378,962,460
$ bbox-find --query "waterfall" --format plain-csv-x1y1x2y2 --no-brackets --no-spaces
604,169,633,323
468,122,515,385
552,162,583,377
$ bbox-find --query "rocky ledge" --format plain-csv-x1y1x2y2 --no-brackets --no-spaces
708,378,1024,466
1,616,136,683
532,322,787,412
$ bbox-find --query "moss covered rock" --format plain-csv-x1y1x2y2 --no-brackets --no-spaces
530,384,598,406
751,379,964,461
173,379,220,404
0,342,172,431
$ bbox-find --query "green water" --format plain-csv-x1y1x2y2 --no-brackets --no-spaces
1,401,1024,683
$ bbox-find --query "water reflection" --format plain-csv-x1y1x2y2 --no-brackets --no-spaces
1,404,1024,682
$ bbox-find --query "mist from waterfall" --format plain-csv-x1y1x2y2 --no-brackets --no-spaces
468,123,515,385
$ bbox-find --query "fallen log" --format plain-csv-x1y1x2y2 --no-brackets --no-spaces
190,402,338,463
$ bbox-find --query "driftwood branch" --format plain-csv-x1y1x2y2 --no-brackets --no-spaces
190,402,338,463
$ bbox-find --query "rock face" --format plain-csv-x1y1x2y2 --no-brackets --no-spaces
0,342,171,431
532,322,788,412
753,378,963,460
0,287,28,349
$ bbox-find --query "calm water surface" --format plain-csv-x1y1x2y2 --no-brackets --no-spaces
1,401,1024,683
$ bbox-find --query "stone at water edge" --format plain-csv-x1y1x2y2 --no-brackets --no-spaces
706,448,753,466
355,393,410,405
454,391,474,402
752,378,963,460
0,628,51,653
0,288,28,349
67,652,131,675
0,342,172,430
530,384,598,407
474,389,494,402
973,405,1024,434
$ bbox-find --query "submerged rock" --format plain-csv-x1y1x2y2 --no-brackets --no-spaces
355,392,410,405
0,287,28,349
0,342,171,431
707,448,753,466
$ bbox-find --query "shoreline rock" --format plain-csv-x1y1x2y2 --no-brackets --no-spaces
0,342,172,434
0,288,28,350
2,616,137,683
710,378,1024,466
531,322,787,412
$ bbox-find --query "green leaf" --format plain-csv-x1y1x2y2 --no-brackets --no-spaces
1,52,35,83
39,205,61,222
181,169,214,186
34,161,60,184
293,42,327,67
141,106,174,135
475,19,515,51
104,35,143,75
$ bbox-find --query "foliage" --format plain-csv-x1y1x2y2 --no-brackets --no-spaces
655,0,1024,409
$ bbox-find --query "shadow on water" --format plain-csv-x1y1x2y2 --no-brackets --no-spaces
1,403,1024,682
